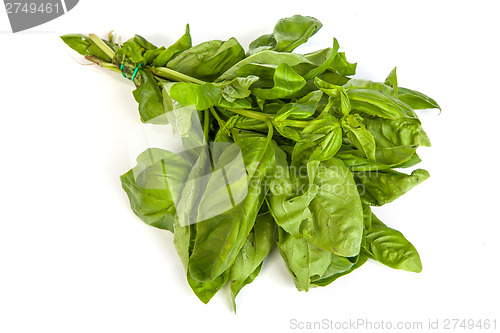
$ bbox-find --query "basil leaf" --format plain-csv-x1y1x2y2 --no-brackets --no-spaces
229,212,276,311
345,79,418,119
187,269,230,304
252,63,306,100
115,38,145,64
364,212,422,273
398,87,441,111
364,117,431,165
87,43,112,62
314,77,351,115
152,24,192,67
302,39,340,80
356,169,430,206
215,75,260,102
247,15,321,55
292,116,342,164
143,47,166,65
167,38,245,81
345,78,398,98
60,34,92,56
247,33,276,56
277,228,332,291
133,34,157,50
120,148,190,232
330,52,357,76
342,114,377,161
311,252,367,287
169,82,222,110
217,50,314,82
268,144,317,238
273,15,322,52
187,134,275,281
132,69,165,123
384,67,398,95
308,158,364,256
275,90,323,120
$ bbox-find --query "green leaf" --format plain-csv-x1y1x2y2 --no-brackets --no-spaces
336,149,394,171
356,169,430,206
336,149,422,171
133,34,157,50
187,269,230,304
274,125,302,141
344,78,398,98
160,84,197,137
330,52,357,76
167,38,245,81
152,24,192,67
230,212,276,311
268,145,317,238
116,38,145,64
364,117,430,165
228,115,268,133
215,75,259,102
398,87,441,111
87,43,112,62
277,228,333,291
347,88,415,119
169,82,222,110
302,39,340,80
311,252,367,287
143,47,166,65
384,67,398,95
187,133,276,281
342,115,377,161
395,152,422,168
314,77,350,115
120,148,190,232
217,50,314,83
308,158,364,256
247,34,276,56
274,91,323,121
252,63,306,100
173,147,211,269
273,15,323,52
364,213,422,272
362,203,372,230
292,116,342,164
132,69,165,123
60,34,92,56
246,15,321,56
318,71,351,86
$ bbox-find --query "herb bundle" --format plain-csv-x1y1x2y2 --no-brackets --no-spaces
62,15,439,311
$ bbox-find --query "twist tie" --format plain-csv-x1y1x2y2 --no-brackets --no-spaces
120,63,143,81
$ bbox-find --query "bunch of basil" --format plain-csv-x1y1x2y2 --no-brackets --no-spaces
62,15,439,311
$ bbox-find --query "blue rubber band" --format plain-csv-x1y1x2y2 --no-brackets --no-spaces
120,64,127,78
131,63,142,81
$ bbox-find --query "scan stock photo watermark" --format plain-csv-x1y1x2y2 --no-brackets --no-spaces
289,317,498,331
3,0,78,33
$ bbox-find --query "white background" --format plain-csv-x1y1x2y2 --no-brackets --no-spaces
1,1,499,332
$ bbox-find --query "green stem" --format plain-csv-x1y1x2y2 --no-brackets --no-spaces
210,107,226,128
227,108,270,122
283,119,311,128
265,118,274,140
84,55,121,73
85,35,204,86
228,107,312,129
203,109,210,143
148,66,205,84
317,98,335,119
88,34,115,60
